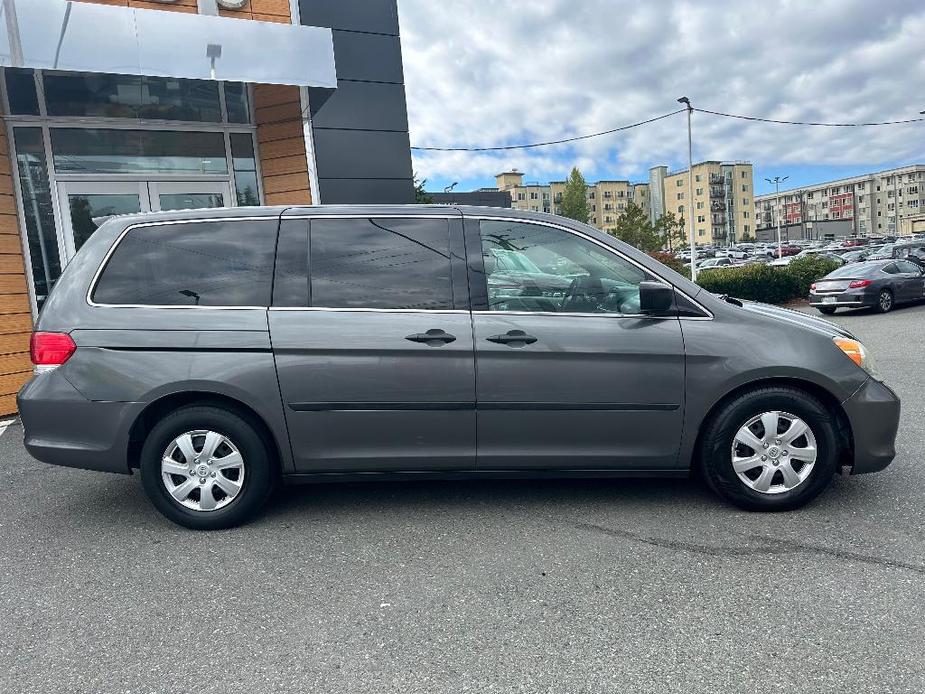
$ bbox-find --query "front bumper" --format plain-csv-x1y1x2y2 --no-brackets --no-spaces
842,377,901,474
17,369,142,475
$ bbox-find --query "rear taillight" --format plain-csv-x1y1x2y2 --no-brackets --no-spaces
810,282,816,290
848,279,872,288
30,332,76,369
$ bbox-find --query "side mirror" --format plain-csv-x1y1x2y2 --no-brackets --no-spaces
639,281,674,315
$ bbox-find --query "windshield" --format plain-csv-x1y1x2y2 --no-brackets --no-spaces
491,248,544,274
868,244,893,259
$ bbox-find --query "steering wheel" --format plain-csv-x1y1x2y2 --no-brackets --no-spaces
560,276,604,313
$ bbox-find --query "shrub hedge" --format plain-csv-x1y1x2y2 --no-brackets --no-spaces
693,255,841,304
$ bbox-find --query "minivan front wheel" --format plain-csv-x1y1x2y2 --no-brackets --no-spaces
140,405,275,529
699,386,839,511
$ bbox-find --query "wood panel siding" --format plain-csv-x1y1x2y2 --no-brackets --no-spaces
0,126,31,414
253,85,312,206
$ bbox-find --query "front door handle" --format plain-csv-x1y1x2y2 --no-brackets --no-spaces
486,330,538,346
405,329,457,346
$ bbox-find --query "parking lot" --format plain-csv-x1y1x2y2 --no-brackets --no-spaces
2,303,924,693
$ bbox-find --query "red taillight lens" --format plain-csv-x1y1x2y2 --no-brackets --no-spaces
30,332,76,367
848,279,872,288
810,283,816,290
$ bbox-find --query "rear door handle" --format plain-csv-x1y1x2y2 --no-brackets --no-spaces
405,329,456,346
486,330,538,346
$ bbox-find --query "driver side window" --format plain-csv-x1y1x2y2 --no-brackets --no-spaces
479,220,652,315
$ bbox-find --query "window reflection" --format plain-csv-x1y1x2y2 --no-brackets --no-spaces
43,72,223,122
50,129,228,175
93,220,277,306
480,221,650,315
13,128,61,308
5,69,40,115
310,219,452,310
230,133,259,206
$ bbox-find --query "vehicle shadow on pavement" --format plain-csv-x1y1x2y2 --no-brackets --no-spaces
54,463,892,532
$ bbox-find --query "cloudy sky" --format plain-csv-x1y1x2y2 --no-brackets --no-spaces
397,0,925,196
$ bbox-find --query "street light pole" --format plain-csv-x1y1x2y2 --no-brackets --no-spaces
678,97,697,281
765,175,788,259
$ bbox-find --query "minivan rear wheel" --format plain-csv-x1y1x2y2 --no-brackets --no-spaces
699,386,839,511
140,405,275,530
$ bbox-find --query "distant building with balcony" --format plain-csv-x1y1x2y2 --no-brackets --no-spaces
754,165,925,239
661,161,754,246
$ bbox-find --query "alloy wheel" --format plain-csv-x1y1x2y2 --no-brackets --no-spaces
730,411,817,495
160,430,245,512
879,291,893,312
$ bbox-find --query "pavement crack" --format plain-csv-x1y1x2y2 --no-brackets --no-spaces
567,520,925,575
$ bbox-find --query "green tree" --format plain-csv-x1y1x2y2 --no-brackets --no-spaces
607,201,661,251
655,211,686,252
559,167,590,223
413,173,434,204
739,230,756,243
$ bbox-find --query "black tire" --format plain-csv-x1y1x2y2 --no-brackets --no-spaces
140,405,276,530
816,306,837,315
699,386,839,511
876,289,893,313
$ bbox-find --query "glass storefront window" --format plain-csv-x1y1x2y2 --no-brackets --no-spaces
12,128,61,308
5,69,40,115
50,129,228,175
43,72,223,122
224,83,251,124
230,133,260,206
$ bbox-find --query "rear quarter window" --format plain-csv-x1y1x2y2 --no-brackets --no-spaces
92,219,277,306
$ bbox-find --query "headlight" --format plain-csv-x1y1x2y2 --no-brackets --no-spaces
833,336,878,377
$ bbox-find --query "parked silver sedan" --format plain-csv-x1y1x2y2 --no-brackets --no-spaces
810,259,925,314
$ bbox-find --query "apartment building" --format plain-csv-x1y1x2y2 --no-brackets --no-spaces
662,162,755,246
495,172,648,230
754,165,925,238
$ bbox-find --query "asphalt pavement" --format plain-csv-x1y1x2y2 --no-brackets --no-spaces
2,302,924,693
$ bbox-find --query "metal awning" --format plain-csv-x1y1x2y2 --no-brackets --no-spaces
0,0,337,88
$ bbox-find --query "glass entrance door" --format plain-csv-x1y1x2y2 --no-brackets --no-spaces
57,180,232,261
148,181,230,212
57,181,149,259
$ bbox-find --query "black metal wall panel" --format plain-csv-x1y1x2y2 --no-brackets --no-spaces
299,0,399,37
301,0,413,203
317,178,417,205
313,130,412,180
331,31,404,83
310,81,408,132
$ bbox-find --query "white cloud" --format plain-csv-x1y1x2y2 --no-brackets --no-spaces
397,0,925,186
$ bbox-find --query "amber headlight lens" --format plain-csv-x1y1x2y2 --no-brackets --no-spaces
833,336,875,376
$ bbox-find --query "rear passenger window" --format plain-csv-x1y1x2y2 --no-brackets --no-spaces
309,218,452,310
93,220,276,306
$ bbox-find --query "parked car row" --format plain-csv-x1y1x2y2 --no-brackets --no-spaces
678,238,925,275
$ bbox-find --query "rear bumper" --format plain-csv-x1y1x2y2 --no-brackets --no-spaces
17,370,141,475
842,377,901,474
809,289,874,308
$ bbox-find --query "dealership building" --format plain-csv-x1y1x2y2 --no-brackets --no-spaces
0,0,414,413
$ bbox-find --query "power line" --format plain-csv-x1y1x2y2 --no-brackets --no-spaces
410,106,925,152
410,109,685,151
694,107,925,127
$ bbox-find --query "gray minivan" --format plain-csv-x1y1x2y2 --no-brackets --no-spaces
18,206,900,529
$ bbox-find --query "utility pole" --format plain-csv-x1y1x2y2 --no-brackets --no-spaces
677,97,697,281
893,171,900,236
765,175,788,259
